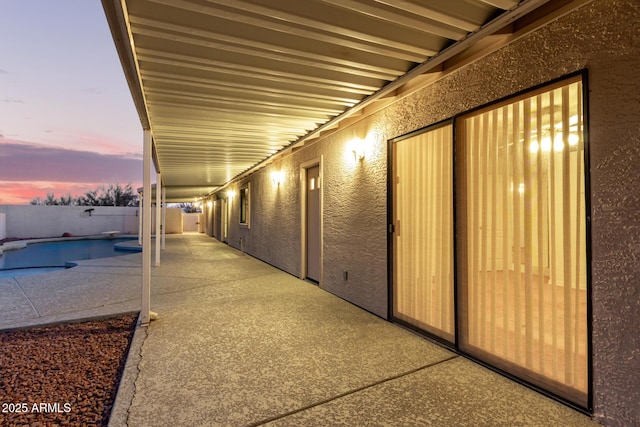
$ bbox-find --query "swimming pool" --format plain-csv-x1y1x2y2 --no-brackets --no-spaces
0,237,138,278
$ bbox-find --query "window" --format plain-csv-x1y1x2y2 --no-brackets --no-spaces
239,185,250,226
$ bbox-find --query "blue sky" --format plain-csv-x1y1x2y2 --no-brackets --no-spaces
0,0,145,203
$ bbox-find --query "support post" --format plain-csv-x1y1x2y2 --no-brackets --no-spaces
155,173,161,266
141,130,152,325
161,186,166,250
138,192,142,245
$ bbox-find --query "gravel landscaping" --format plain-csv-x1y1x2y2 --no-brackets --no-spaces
0,313,138,426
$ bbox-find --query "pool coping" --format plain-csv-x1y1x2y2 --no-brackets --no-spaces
0,234,139,256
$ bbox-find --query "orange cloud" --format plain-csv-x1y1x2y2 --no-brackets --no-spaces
0,139,143,204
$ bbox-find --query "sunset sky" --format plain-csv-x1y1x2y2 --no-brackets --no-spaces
0,1,148,204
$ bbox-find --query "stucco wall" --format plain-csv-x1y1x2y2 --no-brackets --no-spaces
588,56,640,427
213,1,639,424
0,205,139,238
228,160,302,273
204,203,214,237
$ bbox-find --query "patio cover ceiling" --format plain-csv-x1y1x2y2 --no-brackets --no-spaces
102,0,551,203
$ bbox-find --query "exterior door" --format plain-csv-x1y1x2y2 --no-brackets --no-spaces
221,198,228,243
306,165,321,282
212,201,217,238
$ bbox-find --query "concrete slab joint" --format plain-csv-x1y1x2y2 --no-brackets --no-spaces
108,321,149,427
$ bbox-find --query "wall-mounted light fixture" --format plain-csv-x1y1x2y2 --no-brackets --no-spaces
347,137,366,162
227,190,236,199
207,201,213,208
271,170,284,186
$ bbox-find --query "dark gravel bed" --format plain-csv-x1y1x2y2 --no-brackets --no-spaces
0,314,138,426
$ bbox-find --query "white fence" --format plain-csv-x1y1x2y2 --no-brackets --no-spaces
182,213,203,232
0,213,5,240
0,205,139,239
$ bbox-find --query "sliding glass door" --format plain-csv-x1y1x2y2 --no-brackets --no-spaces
457,76,588,406
391,123,454,342
390,74,589,408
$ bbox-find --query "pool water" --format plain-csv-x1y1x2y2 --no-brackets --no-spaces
0,237,137,277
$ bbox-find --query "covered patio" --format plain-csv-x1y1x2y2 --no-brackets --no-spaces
100,0,566,324
91,0,640,424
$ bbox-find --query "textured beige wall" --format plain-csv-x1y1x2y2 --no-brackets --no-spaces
214,1,639,424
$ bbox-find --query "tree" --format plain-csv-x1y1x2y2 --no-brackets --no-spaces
177,202,201,213
77,183,138,207
30,183,139,207
77,189,99,206
30,193,74,205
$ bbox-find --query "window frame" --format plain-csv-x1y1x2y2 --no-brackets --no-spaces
239,183,250,228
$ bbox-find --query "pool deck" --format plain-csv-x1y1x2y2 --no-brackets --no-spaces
0,234,600,426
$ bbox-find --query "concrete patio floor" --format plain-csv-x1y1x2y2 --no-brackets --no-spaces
0,234,599,426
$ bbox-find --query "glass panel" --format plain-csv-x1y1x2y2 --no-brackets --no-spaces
393,124,454,341
239,188,247,224
457,78,588,406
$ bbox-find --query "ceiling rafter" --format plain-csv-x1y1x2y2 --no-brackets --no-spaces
129,18,412,79
142,74,361,106
135,48,381,93
149,0,439,59
320,0,469,39
372,0,486,31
